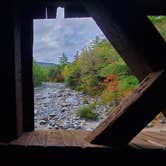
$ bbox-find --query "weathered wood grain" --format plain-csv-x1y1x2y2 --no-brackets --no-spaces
10,132,32,146
8,129,166,151
85,71,166,147
81,0,166,81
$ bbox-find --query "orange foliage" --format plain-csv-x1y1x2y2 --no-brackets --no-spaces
99,74,119,92
107,80,119,92
47,77,52,82
56,73,64,82
104,74,118,83
107,57,113,64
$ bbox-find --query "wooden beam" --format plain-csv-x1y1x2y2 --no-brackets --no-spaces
47,5,57,18
139,0,166,15
85,70,166,147
0,7,16,142
12,0,166,19
161,108,166,118
18,1,46,19
0,2,24,142
65,4,89,18
14,9,23,137
20,10,34,131
81,0,166,81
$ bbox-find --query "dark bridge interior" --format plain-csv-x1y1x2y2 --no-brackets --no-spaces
1,0,166,163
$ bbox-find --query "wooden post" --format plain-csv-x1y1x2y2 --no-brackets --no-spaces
0,2,23,142
20,10,34,132
139,0,166,15
14,8,23,137
81,0,166,81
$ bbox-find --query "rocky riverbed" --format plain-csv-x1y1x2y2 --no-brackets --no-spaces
34,82,166,131
34,82,110,131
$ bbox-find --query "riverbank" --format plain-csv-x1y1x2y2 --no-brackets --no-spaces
34,82,110,131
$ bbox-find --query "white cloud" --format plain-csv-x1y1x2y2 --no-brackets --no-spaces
33,15,106,64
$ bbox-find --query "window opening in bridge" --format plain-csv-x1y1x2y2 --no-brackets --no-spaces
33,7,139,131
145,16,166,128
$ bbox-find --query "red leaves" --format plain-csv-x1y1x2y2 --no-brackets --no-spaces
56,73,64,82
99,74,119,92
104,75,118,82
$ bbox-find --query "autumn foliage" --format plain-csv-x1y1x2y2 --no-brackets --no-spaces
60,37,139,104
33,36,139,105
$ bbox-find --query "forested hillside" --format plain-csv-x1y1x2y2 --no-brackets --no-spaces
33,16,166,108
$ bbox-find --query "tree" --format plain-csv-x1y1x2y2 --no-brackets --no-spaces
74,51,79,61
90,35,100,49
33,61,49,86
60,36,139,103
59,53,68,66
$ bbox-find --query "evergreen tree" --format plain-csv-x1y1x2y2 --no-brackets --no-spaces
74,51,79,61
59,53,68,66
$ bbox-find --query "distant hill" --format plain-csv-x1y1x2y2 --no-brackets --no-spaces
36,62,56,67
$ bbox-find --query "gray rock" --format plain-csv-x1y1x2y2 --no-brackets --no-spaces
65,97,79,105
34,82,110,131
159,117,166,124
39,120,47,125
42,117,48,121
147,122,152,127
86,128,93,131
57,93,62,97
49,113,56,117
61,107,68,112
34,109,38,115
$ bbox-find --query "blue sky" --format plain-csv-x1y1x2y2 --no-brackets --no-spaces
33,7,105,64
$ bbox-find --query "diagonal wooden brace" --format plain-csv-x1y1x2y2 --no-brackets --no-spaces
86,70,166,147
81,0,166,81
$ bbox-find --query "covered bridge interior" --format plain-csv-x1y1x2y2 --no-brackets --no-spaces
1,0,166,163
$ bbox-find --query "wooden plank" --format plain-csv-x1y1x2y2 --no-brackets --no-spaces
160,130,166,135
130,130,166,149
140,133,166,147
8,130,104,148
81,0,166,81
72,130,87,148
145,131,166,140
146,132,166,146
60,130,93,147
131,136,161,149
28,131,47,146
85,71,166,147
46,130,65,146
74,130,92,148
7,129,166,151
60,130,76,146
10,132,32,146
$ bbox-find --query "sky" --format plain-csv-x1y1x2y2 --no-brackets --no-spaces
33,7,106,64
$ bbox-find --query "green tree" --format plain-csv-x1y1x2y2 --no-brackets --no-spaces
74,51,79,61
61,36,139,103
33,61,49,86
59,53,68,66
